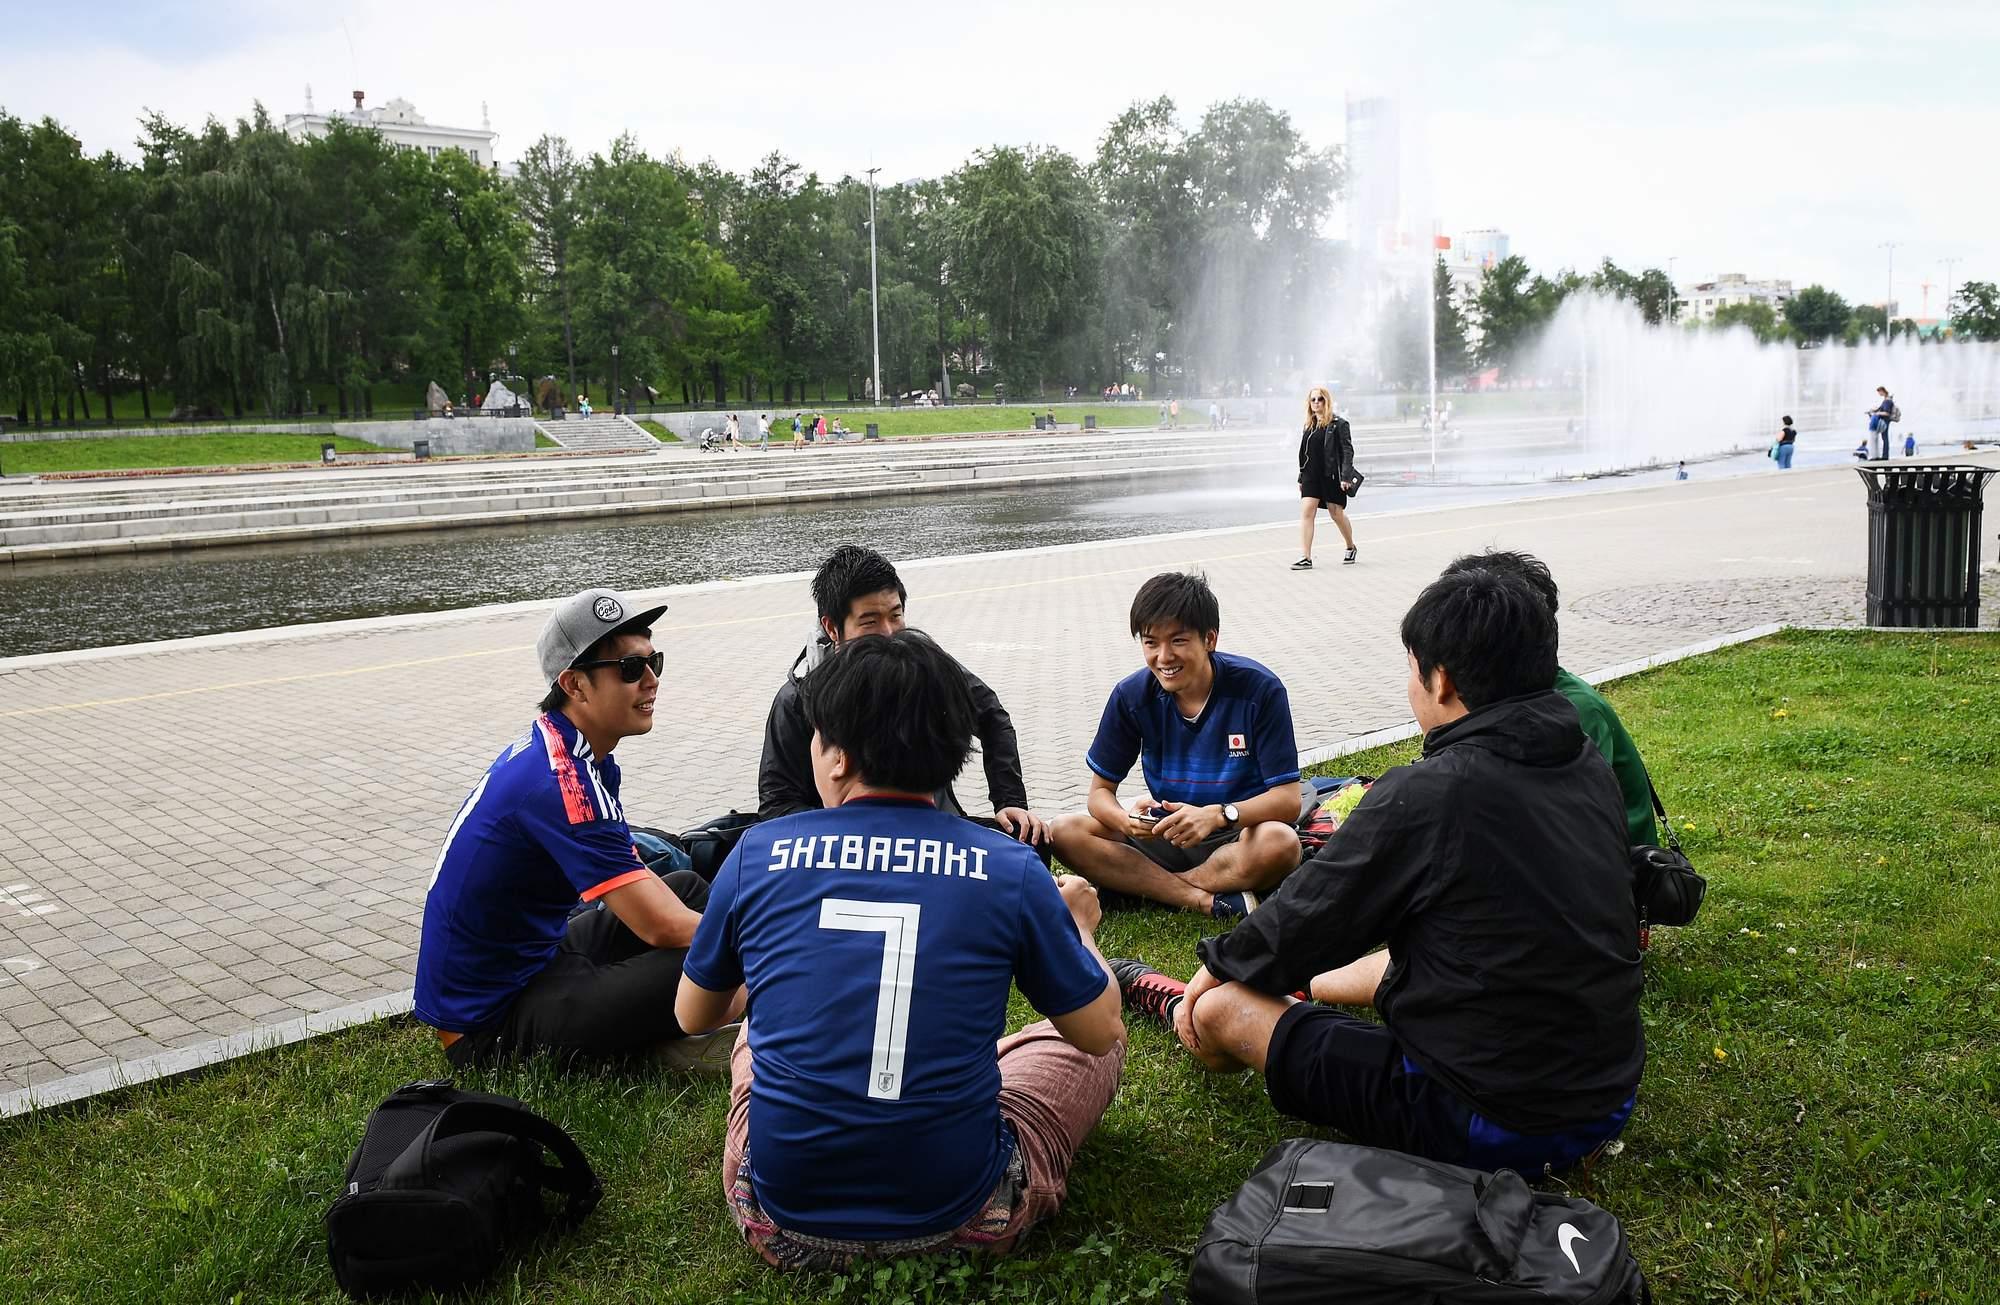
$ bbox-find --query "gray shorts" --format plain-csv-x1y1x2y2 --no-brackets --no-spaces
1125,827,1242,874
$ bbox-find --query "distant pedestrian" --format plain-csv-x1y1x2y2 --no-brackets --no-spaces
1776,415,1797,470
792,412,805,451
1208,401,1221,430
1169,398,1181,429
577,394,592,418
1675,461,1689,481
1158,399,1168,427
726,413,741,450
815,413,828,442
1867,386,1895,460
1293,386,1358,569
756,413,771,450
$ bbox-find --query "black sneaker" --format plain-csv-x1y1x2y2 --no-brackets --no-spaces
1108,957,1187,1028
1290,557,1313,570
1210,889,1259,920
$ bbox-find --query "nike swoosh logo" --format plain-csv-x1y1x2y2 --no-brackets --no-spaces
1558,1222,1590,1274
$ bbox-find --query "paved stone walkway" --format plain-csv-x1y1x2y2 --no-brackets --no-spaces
2,454,1994,1106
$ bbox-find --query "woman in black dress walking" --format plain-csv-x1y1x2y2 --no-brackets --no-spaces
1294,386,1357,569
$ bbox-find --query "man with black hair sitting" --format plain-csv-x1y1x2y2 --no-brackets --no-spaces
415,588,727,1066
758,545,1048,856
1050,571,1303,920
1439,550,1659,847
677,630,1124,1269
1111,566,1643,1174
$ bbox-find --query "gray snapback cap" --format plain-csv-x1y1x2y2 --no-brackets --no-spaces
537,588,668,685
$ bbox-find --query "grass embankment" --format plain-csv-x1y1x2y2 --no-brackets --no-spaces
1,630,1995,1301
0,434,398,475
634,420,679,443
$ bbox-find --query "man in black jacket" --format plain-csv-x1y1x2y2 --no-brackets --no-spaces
1110,567,1643,1173
757,544,1050,855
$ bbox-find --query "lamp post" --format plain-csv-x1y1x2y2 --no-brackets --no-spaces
1880,242,1898,341
1666,256,1678,325
610,343,620,415
866,165,882,409
1942,257,1962,334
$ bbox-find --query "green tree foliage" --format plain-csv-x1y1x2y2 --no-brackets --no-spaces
1433,257,1471,379
947,145,1100,395
1784,284,1851,344
1948,280,2000,340
1473,255,1537,370
1590,258,1674,325
1709,300,1788,344
514,135,585,388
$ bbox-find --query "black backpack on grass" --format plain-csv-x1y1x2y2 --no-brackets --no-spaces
1191,1139,1649,1305
325,1080,600,1299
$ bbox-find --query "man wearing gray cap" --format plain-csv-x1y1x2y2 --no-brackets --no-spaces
414,588,737,1066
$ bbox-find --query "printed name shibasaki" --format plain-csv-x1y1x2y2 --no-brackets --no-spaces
765,834,991,880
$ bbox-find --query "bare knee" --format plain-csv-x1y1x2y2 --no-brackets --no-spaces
1241,822,1303,888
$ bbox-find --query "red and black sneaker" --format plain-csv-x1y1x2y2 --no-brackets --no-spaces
1109,958,1188,1028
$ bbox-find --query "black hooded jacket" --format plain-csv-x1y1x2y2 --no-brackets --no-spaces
1197,690,1645,1132
756,637,1031,821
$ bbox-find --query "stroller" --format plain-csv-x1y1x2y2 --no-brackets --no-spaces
697,427,724,452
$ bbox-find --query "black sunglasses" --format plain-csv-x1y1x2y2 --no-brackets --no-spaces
572,651,664,683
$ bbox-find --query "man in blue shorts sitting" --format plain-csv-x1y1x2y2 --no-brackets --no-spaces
1049,572,1303,919
1110,568,1644,1174
676,631,1124,1270
414,588,728,1066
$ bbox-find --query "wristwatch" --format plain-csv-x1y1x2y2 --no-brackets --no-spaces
1221,803,1240,829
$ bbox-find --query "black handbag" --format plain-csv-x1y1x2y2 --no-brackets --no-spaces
325,1080,601,1299
1344,467,1366,497
1191,1138,1650,1304
1631,781,1705,931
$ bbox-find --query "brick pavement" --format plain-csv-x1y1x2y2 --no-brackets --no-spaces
2,454,1994,1106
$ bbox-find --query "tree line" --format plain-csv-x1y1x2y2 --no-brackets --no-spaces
0,97,1346,424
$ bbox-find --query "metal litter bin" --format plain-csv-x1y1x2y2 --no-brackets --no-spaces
413,439,431,460
865,423,880,440
320,442,338,464
1855,463,1997,627
1085,415,1097,430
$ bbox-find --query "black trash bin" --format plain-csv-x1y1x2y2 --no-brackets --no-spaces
1084,415,1097,430
1855,463,1998,627
413,439,431,460
320,442,338,464
865,423,880,440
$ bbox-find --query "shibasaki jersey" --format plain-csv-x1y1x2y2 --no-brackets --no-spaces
415,711,651,1033
683,797,1107,1240
1087,651,1302,806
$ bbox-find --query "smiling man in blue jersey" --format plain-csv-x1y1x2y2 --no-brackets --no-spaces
676,630,1125,1270
414,587,732,1067
1049,572,1304,919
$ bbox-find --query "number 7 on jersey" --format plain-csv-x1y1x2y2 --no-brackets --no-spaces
818,899,922,1100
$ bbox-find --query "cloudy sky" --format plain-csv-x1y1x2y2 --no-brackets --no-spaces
14,0,1993,317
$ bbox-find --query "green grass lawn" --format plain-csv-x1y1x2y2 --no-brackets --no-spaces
1,630,1996,1301
634,419,680,443
0,433,399,474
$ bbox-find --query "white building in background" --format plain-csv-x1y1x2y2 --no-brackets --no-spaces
282,89,497,170
1678,273,1793,324
1441,227,1511,301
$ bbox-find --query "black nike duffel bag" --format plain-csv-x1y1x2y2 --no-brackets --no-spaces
325,1080,601,1299
1190,1138,1649,1305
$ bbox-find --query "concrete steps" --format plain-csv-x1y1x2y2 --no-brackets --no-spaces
537,414,659,452
0,429,1290,561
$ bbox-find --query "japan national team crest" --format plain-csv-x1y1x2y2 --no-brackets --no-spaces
1227,732,1248,756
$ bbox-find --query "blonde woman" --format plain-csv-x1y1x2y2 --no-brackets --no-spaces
1294,387,1357,569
